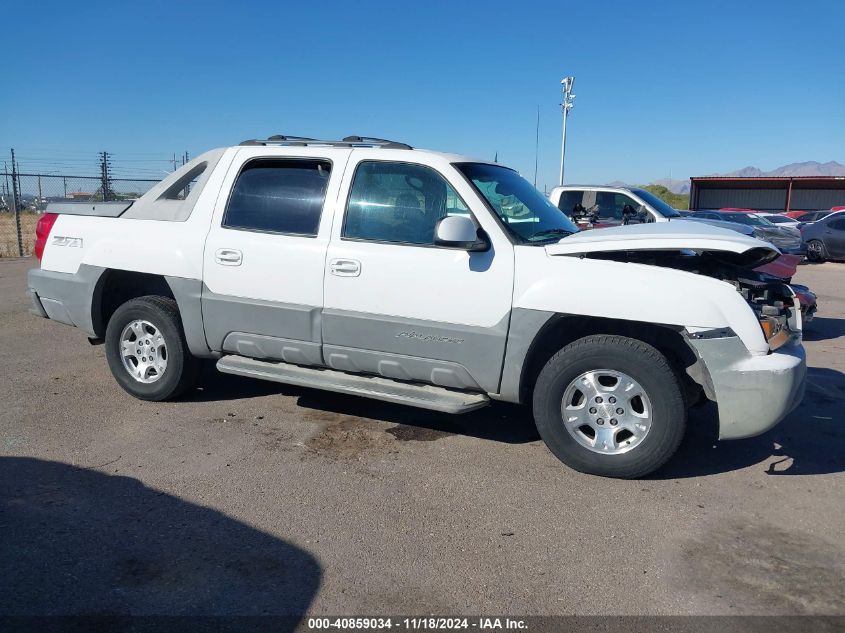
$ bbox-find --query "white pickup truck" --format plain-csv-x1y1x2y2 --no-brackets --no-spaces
27,135,806,478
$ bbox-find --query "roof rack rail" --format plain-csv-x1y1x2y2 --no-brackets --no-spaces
341,136,412,150
239,135,412,150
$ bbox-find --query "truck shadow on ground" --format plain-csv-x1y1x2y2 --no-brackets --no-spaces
188,363,542,445
803,317,845,342
185,356,844,477
654,366,845,479
0,457,320,630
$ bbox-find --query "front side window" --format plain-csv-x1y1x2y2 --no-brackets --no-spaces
595,192,647,222
456,163,577,243
343,161,469,245
224,159,331,235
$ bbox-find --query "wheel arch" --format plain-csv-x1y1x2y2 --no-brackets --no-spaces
92,269,211,357
511,313,701,406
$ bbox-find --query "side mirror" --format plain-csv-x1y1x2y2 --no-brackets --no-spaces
434,216,489,251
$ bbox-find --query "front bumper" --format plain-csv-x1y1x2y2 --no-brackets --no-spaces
689,336,806,440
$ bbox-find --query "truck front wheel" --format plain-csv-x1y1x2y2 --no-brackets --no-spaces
532,335,686,478
105,296,200,401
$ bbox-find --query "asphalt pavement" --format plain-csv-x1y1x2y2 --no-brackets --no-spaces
1,256,843,619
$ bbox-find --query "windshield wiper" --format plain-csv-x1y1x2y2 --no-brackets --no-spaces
530,228,574,241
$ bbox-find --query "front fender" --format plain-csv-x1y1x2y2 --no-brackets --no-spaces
512,248,769,355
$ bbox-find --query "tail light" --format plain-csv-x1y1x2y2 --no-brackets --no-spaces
34,213,59,261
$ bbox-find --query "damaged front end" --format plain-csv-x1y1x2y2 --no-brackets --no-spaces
579,248,802,350
542,222,807,438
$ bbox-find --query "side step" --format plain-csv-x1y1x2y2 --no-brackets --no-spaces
216,355,490,414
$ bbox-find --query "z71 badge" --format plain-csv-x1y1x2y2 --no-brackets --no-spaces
52,236,84,248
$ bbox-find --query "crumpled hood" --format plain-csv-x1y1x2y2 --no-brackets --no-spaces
545,221,781,268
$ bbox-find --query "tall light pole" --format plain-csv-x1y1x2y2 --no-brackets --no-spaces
559,76,575,186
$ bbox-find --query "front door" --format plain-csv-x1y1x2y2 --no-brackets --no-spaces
322,155,514,393
201,148,348,365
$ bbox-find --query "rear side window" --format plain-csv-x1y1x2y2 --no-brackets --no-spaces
224,159,331,235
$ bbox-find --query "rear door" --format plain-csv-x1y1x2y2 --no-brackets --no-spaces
321,152,514,394
824,218,845,257
201,147,350,364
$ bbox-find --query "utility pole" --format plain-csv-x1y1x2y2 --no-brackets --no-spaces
37,175,43,211
10,149,23,256
99,151,113,201
63,177,67,199
559,76,576,186
533,105,540,188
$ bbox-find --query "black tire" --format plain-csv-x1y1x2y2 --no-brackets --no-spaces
105,295,200,401
806,240,827,263
532,335,686,478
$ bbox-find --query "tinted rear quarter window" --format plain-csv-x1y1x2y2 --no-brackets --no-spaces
224,159,331,235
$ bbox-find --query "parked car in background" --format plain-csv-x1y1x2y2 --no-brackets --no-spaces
548,185,681,228
680,214,817,321
801,210,845,261
785,210,810,219
791,285,818,322
687,210,804,254
792,210,834,224
757,213,801,229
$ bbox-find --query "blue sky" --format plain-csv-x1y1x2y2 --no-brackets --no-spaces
2,0,843,189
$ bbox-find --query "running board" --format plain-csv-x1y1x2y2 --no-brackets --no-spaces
216,355,490,414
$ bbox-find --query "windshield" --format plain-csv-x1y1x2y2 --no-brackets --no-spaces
722,213,774,227
631,188,682,218
455,163,578,243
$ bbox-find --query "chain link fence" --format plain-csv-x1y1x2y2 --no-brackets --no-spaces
1,172,159,257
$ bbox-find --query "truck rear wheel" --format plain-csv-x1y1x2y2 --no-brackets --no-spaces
105,296,200,401
532,335,685,478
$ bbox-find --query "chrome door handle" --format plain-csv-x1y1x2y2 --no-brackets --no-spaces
329,258,361,277
215,248,243,266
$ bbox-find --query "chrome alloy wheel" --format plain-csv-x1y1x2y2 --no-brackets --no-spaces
120,320,167,384
560,369,653,455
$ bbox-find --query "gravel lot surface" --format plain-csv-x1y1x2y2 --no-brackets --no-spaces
1,256,843,618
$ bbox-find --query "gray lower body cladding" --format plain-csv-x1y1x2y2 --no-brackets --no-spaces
27,265,105,336
200,290,513,394
687,335,806,439
321,309,510,394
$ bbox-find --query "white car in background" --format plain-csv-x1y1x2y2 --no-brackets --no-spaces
756,213,801,233
548,185,682,227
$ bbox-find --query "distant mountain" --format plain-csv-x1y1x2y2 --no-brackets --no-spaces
652,178,690,194
629,161,845,195
722,161,845,178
